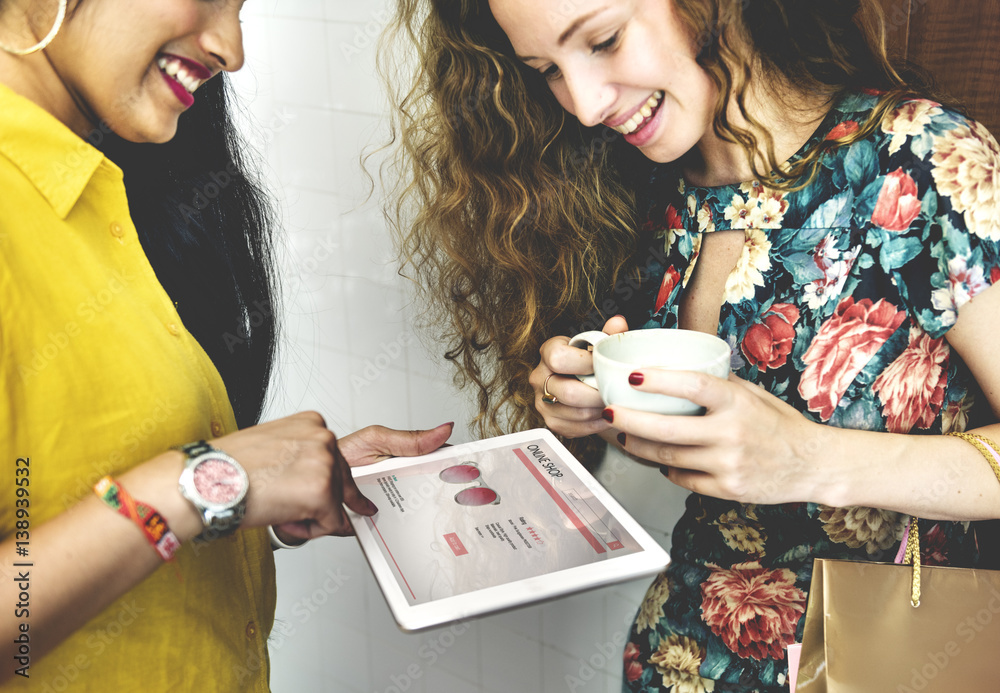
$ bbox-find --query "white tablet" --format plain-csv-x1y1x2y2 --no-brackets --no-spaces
347,428,670,632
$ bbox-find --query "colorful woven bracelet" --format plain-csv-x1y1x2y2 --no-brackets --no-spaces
94,476,181,561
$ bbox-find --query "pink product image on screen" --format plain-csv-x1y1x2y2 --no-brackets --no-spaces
439,463,500,506
439,464,481,483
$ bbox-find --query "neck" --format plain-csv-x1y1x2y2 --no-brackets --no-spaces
683,85,833,188
0,52,93,137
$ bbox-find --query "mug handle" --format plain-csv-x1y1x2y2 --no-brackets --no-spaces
566,330,608,389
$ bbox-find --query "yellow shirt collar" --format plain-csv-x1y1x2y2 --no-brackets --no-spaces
0,82,108,219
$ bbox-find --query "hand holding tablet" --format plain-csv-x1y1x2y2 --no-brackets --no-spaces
347,428,670,632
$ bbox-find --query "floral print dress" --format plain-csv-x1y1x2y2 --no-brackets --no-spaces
621,92,1000,692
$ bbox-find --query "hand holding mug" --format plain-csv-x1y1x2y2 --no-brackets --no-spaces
540,323,832,504
530,316,629,438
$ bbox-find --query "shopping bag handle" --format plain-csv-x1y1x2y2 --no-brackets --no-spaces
897,516,921,607
900,431,1000,609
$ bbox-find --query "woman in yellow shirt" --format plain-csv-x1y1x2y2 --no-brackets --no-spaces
0,1,449,689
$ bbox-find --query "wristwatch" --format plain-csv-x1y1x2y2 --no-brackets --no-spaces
176,441,249,540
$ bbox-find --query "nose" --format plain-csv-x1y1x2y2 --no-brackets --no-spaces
200,4,245,72
559,65,615,128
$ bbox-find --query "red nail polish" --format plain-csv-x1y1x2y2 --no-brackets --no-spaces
602,408,614,423
629,372,644,386
617,432,626,446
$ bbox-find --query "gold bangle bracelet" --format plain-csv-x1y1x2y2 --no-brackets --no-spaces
946,431,1000,484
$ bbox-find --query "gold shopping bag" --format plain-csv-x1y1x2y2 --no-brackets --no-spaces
797,538,1000,692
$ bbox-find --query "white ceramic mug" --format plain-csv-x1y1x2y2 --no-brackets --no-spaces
568,328,731,415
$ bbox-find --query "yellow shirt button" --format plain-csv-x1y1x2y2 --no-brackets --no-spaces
245,621,257,638
210,421,223,437
167,323,181,336
109,222,124,238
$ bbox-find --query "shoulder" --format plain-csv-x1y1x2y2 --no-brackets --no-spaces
880,97,960,131
832,94,998,242
826,91,998,166
883,100,999,242
874,99,1000,174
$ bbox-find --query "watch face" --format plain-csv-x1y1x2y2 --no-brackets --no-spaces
192,458,244,504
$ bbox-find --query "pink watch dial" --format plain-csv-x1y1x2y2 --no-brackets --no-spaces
192,459,243,504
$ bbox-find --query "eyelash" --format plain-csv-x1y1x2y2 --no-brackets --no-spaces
592,31,621,54
539,30,622,81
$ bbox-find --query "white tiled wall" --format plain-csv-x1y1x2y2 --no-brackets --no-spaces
231,3,690,692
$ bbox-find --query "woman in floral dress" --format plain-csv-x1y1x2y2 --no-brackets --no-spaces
614,90,998,691
383,0,1000,690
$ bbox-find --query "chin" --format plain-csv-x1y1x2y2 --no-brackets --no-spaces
103,104,181,144
638,136,697,165
116,121,180,145
141,116,181,144
146,128,179,145
637,147,682,164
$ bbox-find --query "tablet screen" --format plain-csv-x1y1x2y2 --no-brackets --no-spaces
349,429,669,630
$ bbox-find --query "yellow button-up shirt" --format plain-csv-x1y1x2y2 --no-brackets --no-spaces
0,83,275,691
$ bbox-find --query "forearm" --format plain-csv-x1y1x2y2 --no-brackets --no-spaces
808,422,1000,521
1,451,201,678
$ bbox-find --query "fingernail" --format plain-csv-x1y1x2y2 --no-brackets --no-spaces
437,421,455,430
367,500,379,514
602,408,614,424
616,432,626,446
628,372,644,386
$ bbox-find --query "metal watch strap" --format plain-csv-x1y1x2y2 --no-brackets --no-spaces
176,440,213,460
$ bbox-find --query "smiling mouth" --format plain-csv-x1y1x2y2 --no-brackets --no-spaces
612,91,664,135
156,56,205,95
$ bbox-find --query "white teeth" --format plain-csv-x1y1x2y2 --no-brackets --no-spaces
175,68,198,92
157,57,202,94
613,91,664,135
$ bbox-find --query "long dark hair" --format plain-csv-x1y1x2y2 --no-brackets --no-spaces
98,75,279,429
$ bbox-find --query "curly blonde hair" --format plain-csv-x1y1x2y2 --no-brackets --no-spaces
379,0,950,447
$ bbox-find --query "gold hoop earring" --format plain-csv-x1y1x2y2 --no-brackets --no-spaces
0,0,68,56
